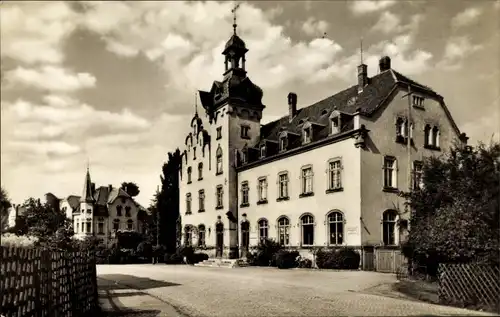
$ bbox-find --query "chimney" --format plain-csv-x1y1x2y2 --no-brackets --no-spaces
357,64,368,93
288,92,297,122
379,56,391,72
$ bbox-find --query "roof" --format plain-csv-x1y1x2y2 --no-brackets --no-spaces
81,169,95,203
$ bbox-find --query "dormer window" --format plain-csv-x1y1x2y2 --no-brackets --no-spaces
303,127,312,144
279,135,287,152
330,111,341,134
241,125,250,139
260,144,266,158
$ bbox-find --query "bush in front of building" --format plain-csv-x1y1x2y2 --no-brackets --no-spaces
247,238,283,266
164,253,183,264
316,248,360,270
274,250,300,269
192,252,209,264
297,256,313,268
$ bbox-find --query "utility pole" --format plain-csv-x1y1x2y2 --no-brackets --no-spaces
402,84,413,194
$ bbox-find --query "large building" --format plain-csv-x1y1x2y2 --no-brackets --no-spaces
179,24,468,268
57,168,148,245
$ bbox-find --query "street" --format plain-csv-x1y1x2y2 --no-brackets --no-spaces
97,264,496,316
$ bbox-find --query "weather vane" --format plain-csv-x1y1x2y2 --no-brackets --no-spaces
232,3,240,34
322,32,327,39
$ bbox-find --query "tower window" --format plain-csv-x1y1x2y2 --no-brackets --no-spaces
198,190,205,212
187,167,192,184
198,162,203,180
216,146,223,175
216,185,224,209
216,127,222,140
241,125,250,139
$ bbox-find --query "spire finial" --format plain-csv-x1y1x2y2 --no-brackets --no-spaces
360,37,364,65
86,158,90,172
231,3,240,35
194,91,198,115
322,32,327,39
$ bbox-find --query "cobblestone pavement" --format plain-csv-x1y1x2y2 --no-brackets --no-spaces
97,264,496,317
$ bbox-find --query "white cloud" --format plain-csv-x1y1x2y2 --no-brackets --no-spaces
301,18,329,37
371,12,423,34
9,141,81,156
438,36,483,71
350,1,397,15
451,7,482,28
6,66,96,92
0,2,78,64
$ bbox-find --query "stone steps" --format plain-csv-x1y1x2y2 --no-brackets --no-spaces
194,258,248,268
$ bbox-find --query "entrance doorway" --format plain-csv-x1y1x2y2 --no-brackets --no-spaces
215,222,224,258
241,221,250,258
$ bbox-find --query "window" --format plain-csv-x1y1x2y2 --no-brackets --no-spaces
216,185,223,208
258,219,268,241
424,124,431,146
198,224,206,247
241,125,250,139
301,215,314,246
258,177,268,202
328,160,342,190
125,206,131,217
184,226,193,246
279,136,287,151
113,219,119,231
86,221,91,233
216,146,223,175
187,167,192,183
87,208,91,214
186,193,192,214
198,190,205,211
76,219,79,233
432,126,440,148
303,127,312,144
383,156,397,189
193,147,197,160
396,117,404,137
198,162,203,180
127,219,133,230
116,205,122,216
382,210,397,245
216,127,222,140
301,166,313,195
241,181,249,205
277,217,290,246
328,212,344,245
412,96,424,107
260,144,266,158
331,115,341,134
278,172,289,199
81,221,85,232
413,161,423,190
98,218,104,234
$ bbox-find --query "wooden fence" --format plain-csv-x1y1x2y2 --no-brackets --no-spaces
0,246,98,317
438,263,500,310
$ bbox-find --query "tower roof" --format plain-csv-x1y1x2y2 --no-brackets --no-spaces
222,34,248,55
81,168,95,203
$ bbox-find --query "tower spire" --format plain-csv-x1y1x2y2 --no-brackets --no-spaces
360,37,364,65
231,3,240,35
194,91,198,115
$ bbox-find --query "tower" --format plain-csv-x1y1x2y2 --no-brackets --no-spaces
80,165,95,235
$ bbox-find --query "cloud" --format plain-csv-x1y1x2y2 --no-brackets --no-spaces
451,7,482,28
350,1,396,15
437,36,483,71
5,66,96,92
301,18,329,37
0,2,78,64
370,12,423,34
8,141,82,156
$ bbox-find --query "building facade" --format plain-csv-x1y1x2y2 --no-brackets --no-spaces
57,168,148,245
179,27,468,263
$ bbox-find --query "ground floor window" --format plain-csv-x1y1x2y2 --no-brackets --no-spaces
277,216,290,246
258,219,268,241
301,215,314,246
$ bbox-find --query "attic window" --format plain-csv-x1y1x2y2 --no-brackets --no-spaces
279,135,288,152
412,96,425,108
260,144,266,158
303,127,312,144
321,109,328,116
331,115,341,134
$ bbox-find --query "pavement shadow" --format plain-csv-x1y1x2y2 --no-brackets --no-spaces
99,274,181,290
98,308,162,316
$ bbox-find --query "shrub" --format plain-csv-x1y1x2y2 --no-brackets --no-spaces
275,250,299,269
297,257,313,268
137,241,153,258
316,248,360,270
169,253,184,264
191,253,209,264
176,245,195,258
247,238,283,267
0,233,38,247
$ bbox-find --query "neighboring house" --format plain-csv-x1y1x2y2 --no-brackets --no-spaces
6,204,27,229
178,21,468,269
57,168,148,245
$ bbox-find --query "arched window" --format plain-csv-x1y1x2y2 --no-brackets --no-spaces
198,162,203,180
113,219,120,231
328,211,344,245
258,219,268,241
184,225,193,246
187,167,192,183
277,216,290,246
198,224,206,247
127,219,133,230
301,214,314,246
432,126,440,148
382,210,398,245
216,146,223,175
424,124,431,146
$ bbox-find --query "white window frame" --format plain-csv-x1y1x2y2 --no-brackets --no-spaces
258,219,268,241
278,172,289,198
216,147,223,174
260,144,266,158
241,181,249,204
300,214,315,246
327,211,344,246
186,193,192,213
382,210,398,246
383,156,398,189
198,189,205,211
277,216,290,246
216,185,223,208
258,177,268,201
300,165,314,194
327,159,342,190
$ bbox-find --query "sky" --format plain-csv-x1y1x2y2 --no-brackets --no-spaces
1,0,499,207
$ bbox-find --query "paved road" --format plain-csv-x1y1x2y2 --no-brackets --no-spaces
97,264,496,317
